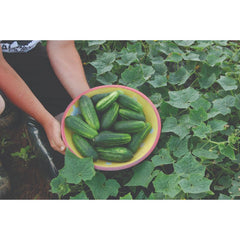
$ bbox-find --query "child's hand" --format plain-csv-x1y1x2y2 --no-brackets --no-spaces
43,117,66,154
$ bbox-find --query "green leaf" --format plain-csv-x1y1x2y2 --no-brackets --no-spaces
165,52,183,63
116,48,138,66
151,148,174,166
179,173,212,194
88,40,106,46
148,75,167,88
152,63,168,75
168,67,191,85
70,191,88,200
86,172,120,199
162,116,189,139
60,149,95,184
174,40,195,47
190,97,211,111
192,148,218,160
125,161,155,188
127,41,145,58
158,41,184,55
192,122,211,139
217,76,238,91
218,143,236,160
229,180,240,197
96,72,118,85
174,153,206,177
152,172,181,198
199,73,216,89
120,65,145,88
189,107,208,125
234,94,240,110
214,175,232,191
207,119,228,133
141,64,155,80
50,175,71,197
90,52,116,75
208,96,235,117
167,136,190,158
183,53,201,61
149,93,162,108
120,192,133,200
167,87,200,109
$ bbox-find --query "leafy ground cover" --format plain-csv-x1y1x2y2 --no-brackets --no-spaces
1,40,240,200
51,40,240,200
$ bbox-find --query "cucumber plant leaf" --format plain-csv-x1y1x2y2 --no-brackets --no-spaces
60,149,95,184
50,175,71,198
173,153,206,177
152,172,181,198
125,161,155,188
167,87,200,109
179,173,213,194
86,172,120,199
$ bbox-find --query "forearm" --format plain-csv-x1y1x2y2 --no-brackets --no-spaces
46,40,90,99
0,56,54,126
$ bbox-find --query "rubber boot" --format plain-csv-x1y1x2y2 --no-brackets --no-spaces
23,116,64,180
0,159,10,199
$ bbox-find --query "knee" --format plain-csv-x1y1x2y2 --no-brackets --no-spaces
0,95,6,115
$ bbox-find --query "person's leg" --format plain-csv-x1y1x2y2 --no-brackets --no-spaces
2,44,69,179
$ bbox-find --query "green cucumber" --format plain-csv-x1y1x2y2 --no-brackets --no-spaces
118,94,143,113
65,115,98,139
119,108,145,121
113,120,146,133
93,131,131,147
128,122,152,153
96,147,133,162
79,95,100,130
101,102,119,130
91,93,110,104
72,134,98,161
96,91,119,112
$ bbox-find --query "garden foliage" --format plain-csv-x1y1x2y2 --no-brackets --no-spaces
50,40,240,200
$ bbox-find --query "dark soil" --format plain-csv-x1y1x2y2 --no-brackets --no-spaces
0,117,57,200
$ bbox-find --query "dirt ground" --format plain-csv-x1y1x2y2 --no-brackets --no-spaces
0,116,57,200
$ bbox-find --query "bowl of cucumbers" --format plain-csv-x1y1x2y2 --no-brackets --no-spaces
61,85,161,171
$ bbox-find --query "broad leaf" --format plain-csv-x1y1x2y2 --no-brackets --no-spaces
174,153,206,177
86,172,120,199
167,87,200,109
70,191,88,200
217,76,238,91
165,52,183,63
218,143,236,160
174,40,195,47
90,52,116,75
152,172,181,198
148,75,167,88
151,148,174,166
96,72,118,85
120,192,133,200
162,116,189,139
189,107,208,125
192,148,218,160
192,122,211,139
120,65,145,88
179,173,212,194
60,149,95,184
167,136,190,158
125,161,155,188
207,119,228,133
168,67,191,85
50,175,71,197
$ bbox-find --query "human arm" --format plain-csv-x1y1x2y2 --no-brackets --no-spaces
0,45,65,153
46,40,90,99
